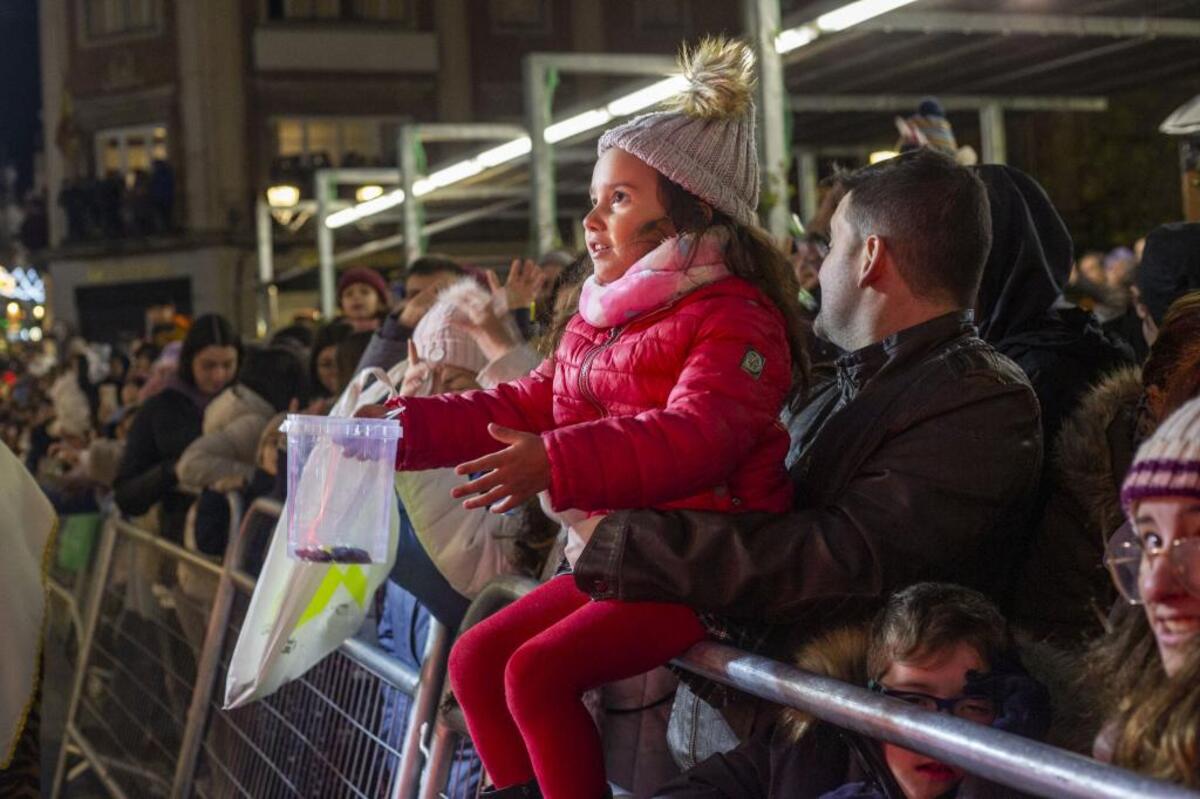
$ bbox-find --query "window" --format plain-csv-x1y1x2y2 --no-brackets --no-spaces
266,0,413,23
489,0,551,35
275,118,390,166
352,0,412,22
94,125,168,187
83,0,158,39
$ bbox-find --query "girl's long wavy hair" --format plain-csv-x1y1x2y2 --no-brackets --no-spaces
1085,604,1200,786
540,176,811,404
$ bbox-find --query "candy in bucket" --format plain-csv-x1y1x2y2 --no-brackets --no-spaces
281,409,402,564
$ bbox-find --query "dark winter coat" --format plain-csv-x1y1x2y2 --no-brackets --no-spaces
974,165,1133,447
1012,367,1142,645
113,386,204,541
573,311,1041,658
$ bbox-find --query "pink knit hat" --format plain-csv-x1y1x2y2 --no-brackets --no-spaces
1121,395,1200,512
411,278,491,374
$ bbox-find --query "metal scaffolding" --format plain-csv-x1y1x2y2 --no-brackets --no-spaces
251,0,1194,327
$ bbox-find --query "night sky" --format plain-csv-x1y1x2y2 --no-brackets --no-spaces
0,0,41,194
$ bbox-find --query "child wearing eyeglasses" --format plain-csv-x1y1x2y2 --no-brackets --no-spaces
656,582,1050,799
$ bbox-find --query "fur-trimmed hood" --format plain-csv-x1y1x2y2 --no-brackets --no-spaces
1051,366,1142,535
781,624,871,744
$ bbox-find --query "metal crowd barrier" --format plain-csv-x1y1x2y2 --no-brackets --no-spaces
46,499,1200,799
47,495,463,799
421,580,1200,799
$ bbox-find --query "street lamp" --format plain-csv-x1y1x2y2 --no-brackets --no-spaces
266,185,301,208
355,184,385,203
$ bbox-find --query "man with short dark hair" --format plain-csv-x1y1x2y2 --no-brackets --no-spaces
814,149,992,352
570,149,1042,758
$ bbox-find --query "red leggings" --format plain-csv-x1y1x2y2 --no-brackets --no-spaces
447,574,706,799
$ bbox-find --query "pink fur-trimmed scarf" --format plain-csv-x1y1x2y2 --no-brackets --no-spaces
578,230,731,328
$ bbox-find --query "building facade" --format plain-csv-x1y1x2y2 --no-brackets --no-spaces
38,0,739,342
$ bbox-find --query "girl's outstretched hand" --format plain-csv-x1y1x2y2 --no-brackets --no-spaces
452,423,549,513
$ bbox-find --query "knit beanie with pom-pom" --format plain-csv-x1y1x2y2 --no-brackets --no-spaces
410,278,493,375
597,36,760,228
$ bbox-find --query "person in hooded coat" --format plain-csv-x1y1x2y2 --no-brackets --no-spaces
973,165,1134,449
1012,291,1200,645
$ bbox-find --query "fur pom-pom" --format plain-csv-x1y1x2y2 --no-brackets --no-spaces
664,36,755,120
435,277,499,325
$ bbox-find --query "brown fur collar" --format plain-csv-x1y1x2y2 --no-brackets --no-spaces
1051,366,1142,535
781,624,871,744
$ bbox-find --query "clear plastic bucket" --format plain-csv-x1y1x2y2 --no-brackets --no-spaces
282,413,402,564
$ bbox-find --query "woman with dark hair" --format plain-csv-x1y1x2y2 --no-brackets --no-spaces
176,345,307,489
113,313,240,540
306,320,351,414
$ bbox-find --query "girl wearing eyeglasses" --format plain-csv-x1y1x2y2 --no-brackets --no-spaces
1092,395,1200,786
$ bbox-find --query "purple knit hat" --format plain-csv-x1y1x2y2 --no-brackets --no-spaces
1121,395,1200,512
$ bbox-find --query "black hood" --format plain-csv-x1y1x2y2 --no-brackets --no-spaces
973,164,1072,344
1136,221,1200,324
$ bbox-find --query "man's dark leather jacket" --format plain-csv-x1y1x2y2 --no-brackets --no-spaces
573,312,1042,639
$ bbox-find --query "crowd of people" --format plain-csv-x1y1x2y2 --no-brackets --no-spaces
4,36,1200,799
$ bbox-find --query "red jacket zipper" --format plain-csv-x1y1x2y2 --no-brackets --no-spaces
578,325,623,417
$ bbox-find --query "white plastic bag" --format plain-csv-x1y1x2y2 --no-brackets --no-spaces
223,367,403,709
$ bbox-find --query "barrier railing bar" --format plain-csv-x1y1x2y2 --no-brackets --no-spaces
340,637,422,696
86,639,190,729
64,722,132,799
46,579,85,650
200,710,300,795
229,675,366,791
416,717,458,799
94,623,196,692
112,517,227,576
171,492,245,798
391,619,452,799
677,641,1200,799
51,517,121,799
75,692,155,766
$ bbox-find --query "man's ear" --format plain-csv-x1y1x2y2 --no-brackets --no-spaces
858,234,887,288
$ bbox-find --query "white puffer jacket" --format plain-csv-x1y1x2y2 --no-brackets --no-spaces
176,385,275,489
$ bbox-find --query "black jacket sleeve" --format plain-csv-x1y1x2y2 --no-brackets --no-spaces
113,393,200,517
573,373,1041,622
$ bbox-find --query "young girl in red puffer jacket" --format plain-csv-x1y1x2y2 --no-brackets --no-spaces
361,38,809,799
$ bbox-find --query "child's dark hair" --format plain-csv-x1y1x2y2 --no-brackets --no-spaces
655,175,811,402
238,346,309,412
867,582,1010,681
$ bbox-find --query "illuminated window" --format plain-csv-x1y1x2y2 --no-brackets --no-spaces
83,0,158,39
94,124,168,186
274,118,389,166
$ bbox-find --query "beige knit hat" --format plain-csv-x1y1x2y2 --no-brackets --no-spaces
597,37,760,228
